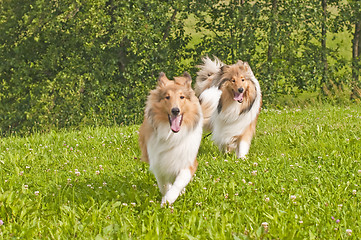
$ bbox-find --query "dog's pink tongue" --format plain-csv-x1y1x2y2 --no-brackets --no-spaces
170,115,182,133
234,92,244,102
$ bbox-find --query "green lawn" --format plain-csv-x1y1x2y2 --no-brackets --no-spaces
1,104,360,239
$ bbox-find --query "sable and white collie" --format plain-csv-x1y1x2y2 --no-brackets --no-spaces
195,57,262,158
139,72,203,206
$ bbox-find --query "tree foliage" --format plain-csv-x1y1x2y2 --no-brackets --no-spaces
0,0,359,134
336,0,361,98
0,0,192,133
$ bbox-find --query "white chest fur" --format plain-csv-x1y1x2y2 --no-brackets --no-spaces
147,120,203,183
211,99,260,148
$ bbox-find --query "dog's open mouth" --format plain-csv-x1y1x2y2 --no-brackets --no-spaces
233,91,244,103
168,114,183,133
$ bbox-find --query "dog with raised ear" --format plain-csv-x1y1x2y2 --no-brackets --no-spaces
139,72,203,206
195,57,262,158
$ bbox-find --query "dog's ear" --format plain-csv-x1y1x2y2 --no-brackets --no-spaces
237,60,250,72
243,62,250,71
220,65,229,73
236,60,244,66
174,72,192,88
157,72,171,87
182,72,192,88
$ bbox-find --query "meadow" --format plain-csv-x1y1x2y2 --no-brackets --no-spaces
1,104,361,239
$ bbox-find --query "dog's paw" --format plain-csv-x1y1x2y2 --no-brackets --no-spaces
160,198,168,208
160,196,174,208
237,141,250,159
161,189,180,207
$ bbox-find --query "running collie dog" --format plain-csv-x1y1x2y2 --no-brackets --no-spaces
195,57,262,158
139,72,203,206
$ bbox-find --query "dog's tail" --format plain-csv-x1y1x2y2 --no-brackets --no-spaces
198,86,222,131
195,56,224,97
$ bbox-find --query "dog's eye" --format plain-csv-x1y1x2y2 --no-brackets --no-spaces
165,96,170,100
232,79,235,83
180,96,185,99
242,79,245,82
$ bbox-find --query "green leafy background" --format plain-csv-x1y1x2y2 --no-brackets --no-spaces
0,0,360,134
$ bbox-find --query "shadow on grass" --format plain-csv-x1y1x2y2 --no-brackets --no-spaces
44,162,162,207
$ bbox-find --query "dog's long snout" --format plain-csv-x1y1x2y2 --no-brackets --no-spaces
238,87,244,93
171,107,180,116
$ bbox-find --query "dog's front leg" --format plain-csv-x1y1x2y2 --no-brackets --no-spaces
161,168,192,207
236,121,256,158
236,140,250,159
154,175,172,196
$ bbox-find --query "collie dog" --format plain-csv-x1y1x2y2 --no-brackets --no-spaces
139,72,203,206
195,57,262,158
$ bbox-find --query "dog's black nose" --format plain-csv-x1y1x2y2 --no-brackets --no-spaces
171,107,180,115
238,87,244,93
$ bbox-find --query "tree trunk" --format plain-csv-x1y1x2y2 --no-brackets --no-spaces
351,20,361,99
321,0,328,88
267,0,278,63
267,0,278,89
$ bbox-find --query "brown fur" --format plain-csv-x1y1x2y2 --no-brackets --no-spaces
138,119,152,163
189,159,198,175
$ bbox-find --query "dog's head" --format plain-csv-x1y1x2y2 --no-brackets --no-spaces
151,72,196,133
219,60,254,103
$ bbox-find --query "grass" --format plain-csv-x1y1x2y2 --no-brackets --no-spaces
1,104,361,239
